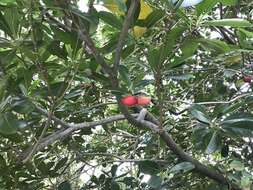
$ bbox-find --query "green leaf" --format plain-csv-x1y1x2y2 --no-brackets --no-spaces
147,48,159,69
170,162,195,174
142,9,165,28
221,113,253,131
58,181,72,190
114,0,127,12
0,49,16,65
170,38,199,67
138,160,160,175
205,131,220,154
164,26,186,61
50,25,80,48
230,160,244,171
149,25,186,70
190,105,210,124
4,7,20,37
98,11,123,30
121,43,135,59
0,112,19,135
147,175,162,188
12,98,35,114
192,124,211,150
123,177,135,186
0,0,17,5
197,38,231,53
0,155,7,170
111,181,120,190
203,19,253,28
196,0,219,15
0,96,11,112
221,0,238,6
238,28,253,38
47,41,68,60
119,65,132,88
53,157,68,172
111,164,118,177
35,159,49,175
0,11,12,37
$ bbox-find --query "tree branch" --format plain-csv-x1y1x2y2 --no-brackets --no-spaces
41,5,241,189
19,107,139,162
43,10,114,77
114,0,140,72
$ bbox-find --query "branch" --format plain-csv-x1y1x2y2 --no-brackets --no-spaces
75,27,114,76
42,5,240,189
193,92,253,105
114,0,140,72
166,92,253,106
43,10,114,77
19,107,139,162
137,108,147,120
22,109,53,163
123,105,233,186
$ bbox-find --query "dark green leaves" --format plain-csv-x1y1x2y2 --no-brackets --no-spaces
53,157,68,172
196,0,219,15
147,25,186,70
0,0,17,6
221,113,253,131
190,105,210,124
170,162,195,174
0,11,12,37
198,38,231,54
0,112,20,135
138,160,161,175
170,38,199,67
205,131,220,154
203,19,253,28
98,11,123,30
147,175,162,189
58,181,72,190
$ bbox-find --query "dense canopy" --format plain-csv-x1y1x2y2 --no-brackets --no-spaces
0,0,253,189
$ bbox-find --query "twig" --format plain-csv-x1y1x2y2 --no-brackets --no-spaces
77,152,123,160
114,0,140,72
137,108,147,120
22,108,54,163
19,110,139,161
43,10,114,77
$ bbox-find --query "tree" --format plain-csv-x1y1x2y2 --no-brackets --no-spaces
0,0,252,189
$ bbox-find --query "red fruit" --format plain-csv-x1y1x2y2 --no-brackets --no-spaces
121,96,137,106
137,96,151,106
243,76,252,83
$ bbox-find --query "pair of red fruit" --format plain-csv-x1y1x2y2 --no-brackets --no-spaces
121,95,151,106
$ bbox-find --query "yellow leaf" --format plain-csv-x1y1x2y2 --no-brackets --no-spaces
133,26,147,38
138,0,153,20
102,0,153,37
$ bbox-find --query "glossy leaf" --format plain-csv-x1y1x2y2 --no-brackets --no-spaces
58,181,72,190
0,112,19,135
138,160,160,175
221,113,253,131
147,175,162,188
203,19,253,28
170,162,195,174
205,131,220,154
190,105,211,124
98,11,123,30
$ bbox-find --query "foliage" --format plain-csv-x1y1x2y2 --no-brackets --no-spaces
0,0,252,189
